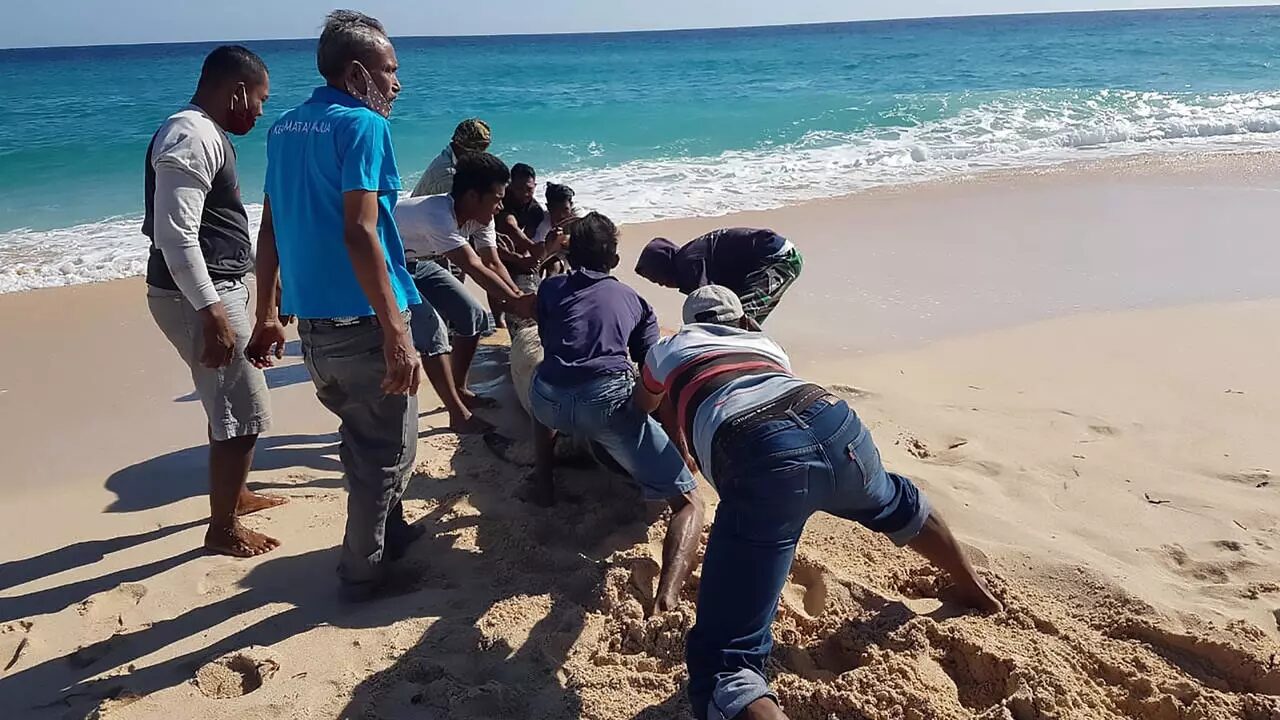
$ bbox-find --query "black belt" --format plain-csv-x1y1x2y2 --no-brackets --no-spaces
708,384,836,482
711,381,831,447
304,308,409,329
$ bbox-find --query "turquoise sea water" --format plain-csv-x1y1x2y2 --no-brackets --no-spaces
3,6,1280,291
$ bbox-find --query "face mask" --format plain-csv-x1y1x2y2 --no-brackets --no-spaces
347,62,392,118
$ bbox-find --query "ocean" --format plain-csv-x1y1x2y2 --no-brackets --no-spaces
3,6,1280,293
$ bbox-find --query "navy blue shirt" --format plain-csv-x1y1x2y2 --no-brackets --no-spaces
536,269,659,386
675,228,786,294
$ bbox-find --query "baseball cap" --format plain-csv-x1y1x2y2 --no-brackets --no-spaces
683,285,746,325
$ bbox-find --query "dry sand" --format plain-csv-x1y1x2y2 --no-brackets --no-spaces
1,155,1279,719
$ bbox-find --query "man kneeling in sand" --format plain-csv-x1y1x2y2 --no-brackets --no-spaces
143,45,284,557
639,286,1002,720
527,212,704,614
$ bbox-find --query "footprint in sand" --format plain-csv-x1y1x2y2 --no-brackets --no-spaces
1217,468,1272,487
828,384,876,401
897,433,933,460
782,562,829,618
1087,424,1120,437
1106,620,1280,695
1149,543,1260,585
76,582,147,621
195,646,280,699
196,562,247,597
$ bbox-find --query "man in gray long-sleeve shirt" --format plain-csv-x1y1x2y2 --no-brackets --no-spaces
143,45,285,557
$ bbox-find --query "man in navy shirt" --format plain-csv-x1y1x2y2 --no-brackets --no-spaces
636,228,803,325
247,10,424,600
528,212,704,615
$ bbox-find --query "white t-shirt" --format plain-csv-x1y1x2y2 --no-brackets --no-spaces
532,208,586,244
395,193,498,260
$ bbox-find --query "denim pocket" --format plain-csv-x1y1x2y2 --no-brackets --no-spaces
847,425,884,488
530,377,563,429
729,461,812,544
583,373,635,407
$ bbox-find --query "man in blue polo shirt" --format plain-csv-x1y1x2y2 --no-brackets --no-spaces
247,10,423,600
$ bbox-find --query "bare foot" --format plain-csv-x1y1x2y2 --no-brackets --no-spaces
458,389,499,411
205,521,280,558
236,491,288,516
449,413,495,436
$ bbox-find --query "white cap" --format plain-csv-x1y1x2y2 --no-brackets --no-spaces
683,285,745,325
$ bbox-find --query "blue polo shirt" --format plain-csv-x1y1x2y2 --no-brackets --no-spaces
263,86,419,318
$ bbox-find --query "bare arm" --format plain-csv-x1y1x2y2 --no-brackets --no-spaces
342,190,422,395
497,214,538,254
477,245,522,295
444,244,523,300
907,512,1003,614
654,491,704,614
247,196,288,368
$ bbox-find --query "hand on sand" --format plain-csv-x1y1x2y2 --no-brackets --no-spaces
205,520,280,558
653,589,680,616
246,319,288,368
949,574,1004,615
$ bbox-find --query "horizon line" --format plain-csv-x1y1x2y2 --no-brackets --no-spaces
2,2,1276,51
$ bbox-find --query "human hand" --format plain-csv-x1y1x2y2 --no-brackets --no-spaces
245,318,288,368
381,328,423,395
198,303,236,369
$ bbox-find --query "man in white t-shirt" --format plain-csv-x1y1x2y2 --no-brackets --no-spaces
395,152,534,433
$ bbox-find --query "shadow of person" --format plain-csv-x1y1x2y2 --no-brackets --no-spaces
0,520,204,594
0,547,205,626
336,427,660,719
102,434,344,513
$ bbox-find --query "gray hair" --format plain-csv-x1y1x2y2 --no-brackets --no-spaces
316,10,389,80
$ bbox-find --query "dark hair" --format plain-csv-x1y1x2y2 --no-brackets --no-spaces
546,182,575,207
451,152,511,200
317,10,388,81
567,212,619,272
198,45,268,88
511,163,536,183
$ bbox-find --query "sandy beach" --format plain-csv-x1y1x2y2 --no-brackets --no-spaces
1,154,1279,719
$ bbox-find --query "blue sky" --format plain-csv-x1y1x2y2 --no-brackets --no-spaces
2,1,1274,48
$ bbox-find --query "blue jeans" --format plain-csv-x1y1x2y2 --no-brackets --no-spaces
529,370,696,500
407,259,494,357
686,395,930,720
